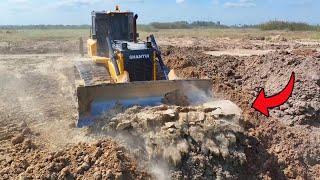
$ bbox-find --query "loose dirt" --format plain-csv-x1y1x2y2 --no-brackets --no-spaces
162,39,320,179
87,100,247,179
0,34,319,179
0,127,148,179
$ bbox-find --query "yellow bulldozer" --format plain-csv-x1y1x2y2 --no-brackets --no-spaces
75,6,212,127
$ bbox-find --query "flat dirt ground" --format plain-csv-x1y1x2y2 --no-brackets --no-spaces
0,29,319,179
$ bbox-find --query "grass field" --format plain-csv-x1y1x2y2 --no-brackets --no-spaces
0,29,89,42
1,28,320,43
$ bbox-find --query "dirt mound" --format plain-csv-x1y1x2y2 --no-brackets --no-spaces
0,128,149,179
163,46,319,127
162,45,320,179
252,119,320,179
241,50,319,127
89,100,249,179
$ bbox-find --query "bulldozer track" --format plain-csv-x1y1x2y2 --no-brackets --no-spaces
74,59,112,86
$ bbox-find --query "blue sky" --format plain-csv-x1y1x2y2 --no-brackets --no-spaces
0,0,319,25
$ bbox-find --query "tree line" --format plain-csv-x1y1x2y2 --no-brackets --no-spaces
0,21,319,31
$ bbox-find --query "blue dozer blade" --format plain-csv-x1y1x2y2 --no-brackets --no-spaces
76,80,212,127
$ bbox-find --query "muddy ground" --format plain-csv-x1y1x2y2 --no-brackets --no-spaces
0,32,319,179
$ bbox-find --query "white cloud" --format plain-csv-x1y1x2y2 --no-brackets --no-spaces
224,0,256,8
176,0,185,4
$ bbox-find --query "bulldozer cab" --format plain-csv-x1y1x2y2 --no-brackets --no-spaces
91,10,137,56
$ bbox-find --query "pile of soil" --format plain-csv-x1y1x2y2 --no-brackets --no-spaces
89,100,250,179
162,45,320,179
252,119,320,179
242,50,319,126
163,46,319,127
0,125,149,179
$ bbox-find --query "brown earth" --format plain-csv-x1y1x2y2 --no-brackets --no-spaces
88,100,248,179
0,34,319,179
0,126,148,179
161,41,320,179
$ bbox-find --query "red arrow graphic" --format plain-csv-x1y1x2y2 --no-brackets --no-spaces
252,72,295,117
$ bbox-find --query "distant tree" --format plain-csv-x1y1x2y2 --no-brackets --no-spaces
258,21,319,31
1,20,318,31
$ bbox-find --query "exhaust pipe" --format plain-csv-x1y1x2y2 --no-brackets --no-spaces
133,14,138,42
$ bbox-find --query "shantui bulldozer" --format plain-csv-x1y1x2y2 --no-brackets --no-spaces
75,6,212,127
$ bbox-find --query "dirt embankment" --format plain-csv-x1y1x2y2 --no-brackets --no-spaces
162,44,320,179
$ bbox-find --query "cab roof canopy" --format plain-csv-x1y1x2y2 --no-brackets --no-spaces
90,7,136,56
